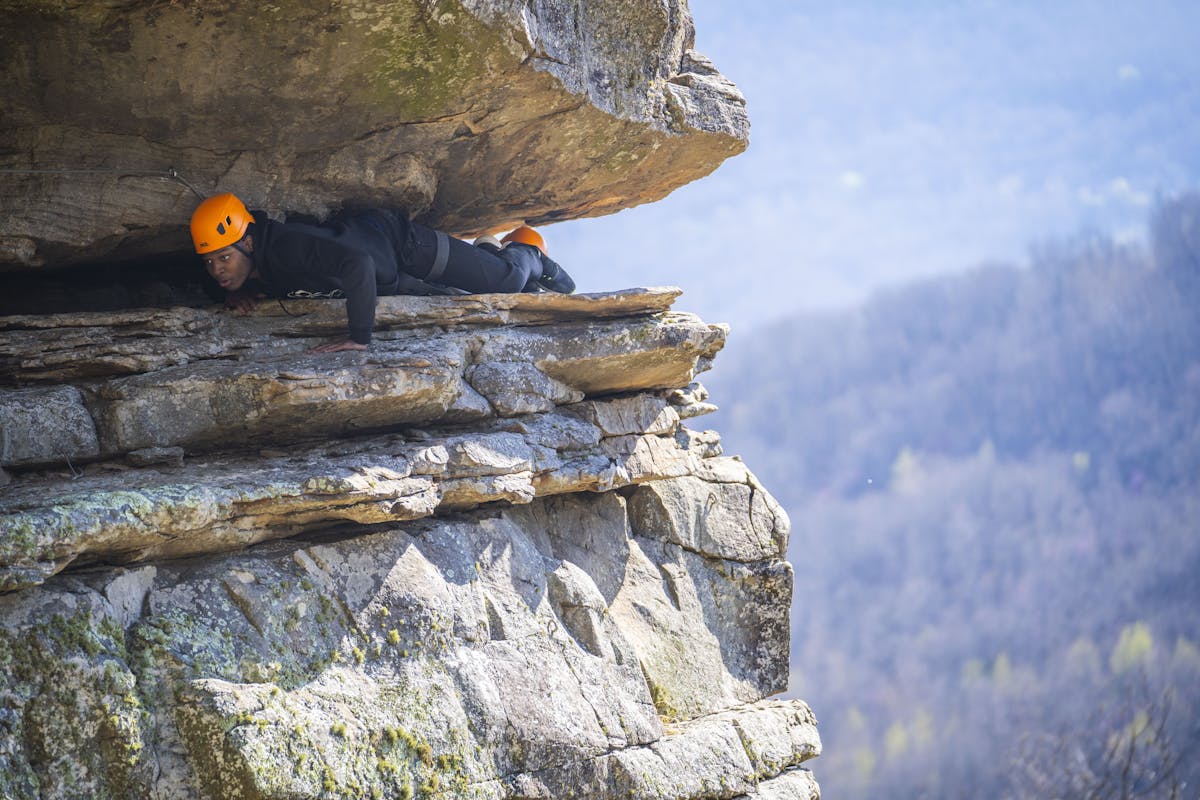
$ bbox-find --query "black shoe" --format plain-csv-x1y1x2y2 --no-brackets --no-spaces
537,253,575,294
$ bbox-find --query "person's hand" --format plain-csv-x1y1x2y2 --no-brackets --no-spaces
307,335,369,354
224,289,264,314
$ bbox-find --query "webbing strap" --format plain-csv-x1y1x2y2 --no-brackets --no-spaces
427,230,450,283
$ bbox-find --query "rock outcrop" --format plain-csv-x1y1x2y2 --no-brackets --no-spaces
0,0,748,269
0,290,819,799
0,3,816,796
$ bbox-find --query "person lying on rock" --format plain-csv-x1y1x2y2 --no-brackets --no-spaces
190,192,575,353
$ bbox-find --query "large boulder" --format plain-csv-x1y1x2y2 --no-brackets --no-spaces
0,0,748,269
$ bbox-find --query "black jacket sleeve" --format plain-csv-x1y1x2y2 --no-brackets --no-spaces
269,230,378,344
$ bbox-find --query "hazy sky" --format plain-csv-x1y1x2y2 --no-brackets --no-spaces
547,0,1200,333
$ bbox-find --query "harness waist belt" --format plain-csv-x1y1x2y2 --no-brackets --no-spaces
426,230,450,283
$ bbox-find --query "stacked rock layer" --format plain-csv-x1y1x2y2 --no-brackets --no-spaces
0,289,819,799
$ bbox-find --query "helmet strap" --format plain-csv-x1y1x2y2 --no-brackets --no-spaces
231,229,254,259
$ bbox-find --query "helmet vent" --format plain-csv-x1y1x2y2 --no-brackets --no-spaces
216,222,226,235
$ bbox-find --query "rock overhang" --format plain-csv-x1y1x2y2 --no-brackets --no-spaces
0,0,749,271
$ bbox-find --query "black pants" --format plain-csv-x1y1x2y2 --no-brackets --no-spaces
358,209,541,294
405,222,541,293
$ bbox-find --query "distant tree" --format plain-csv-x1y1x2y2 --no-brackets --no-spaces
1010,679,1186,800
1111,623,1155,675
1151,193,1200,303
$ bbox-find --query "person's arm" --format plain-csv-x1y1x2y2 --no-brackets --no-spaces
272,230,378,349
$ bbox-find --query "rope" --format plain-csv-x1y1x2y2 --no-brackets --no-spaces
0,166,208,199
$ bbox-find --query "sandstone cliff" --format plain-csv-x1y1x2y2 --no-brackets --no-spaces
0,290,820,799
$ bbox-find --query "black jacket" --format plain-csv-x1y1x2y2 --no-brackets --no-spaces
249,209,449,344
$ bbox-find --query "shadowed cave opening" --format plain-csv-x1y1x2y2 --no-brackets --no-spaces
0,249,217,316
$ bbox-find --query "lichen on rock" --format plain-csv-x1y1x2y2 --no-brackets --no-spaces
0,287,819,798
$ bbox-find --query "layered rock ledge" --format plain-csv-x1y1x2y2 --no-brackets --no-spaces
0,290,819,799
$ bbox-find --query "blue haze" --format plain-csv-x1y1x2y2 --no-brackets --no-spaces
548,0,1200,333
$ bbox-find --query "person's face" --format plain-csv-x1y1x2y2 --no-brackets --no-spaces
201,239,253,291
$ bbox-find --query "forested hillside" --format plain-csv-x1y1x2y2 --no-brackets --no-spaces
706,194,1200,799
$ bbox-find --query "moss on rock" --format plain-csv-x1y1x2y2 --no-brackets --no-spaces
0,607,152,799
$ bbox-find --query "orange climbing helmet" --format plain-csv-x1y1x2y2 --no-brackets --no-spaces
500,225,547,254
190,192,254,254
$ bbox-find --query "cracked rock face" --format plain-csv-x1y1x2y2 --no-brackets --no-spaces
0,0,748,270
0,288,819,798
